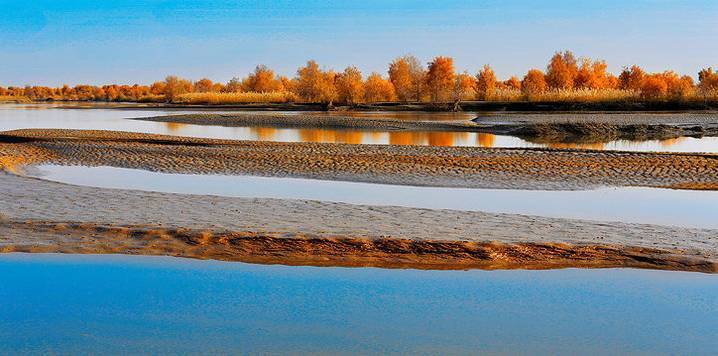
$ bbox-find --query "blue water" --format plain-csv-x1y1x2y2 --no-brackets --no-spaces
0,254,716,354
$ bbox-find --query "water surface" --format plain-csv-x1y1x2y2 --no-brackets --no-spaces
31,165,718,229
0,253,716,355
3,103,718,152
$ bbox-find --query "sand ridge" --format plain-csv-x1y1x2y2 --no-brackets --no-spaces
0,172,716,272
2,128,718,190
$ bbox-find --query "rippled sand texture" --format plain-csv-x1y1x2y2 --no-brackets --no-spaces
2,129,718,190
1,173,716,272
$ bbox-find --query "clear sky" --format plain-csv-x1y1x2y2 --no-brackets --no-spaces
1,0,717,86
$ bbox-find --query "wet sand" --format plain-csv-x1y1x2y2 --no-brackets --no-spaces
2,129,718,190
1,173,716,272
1,128,716,272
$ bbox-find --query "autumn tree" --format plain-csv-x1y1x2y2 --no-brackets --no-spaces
224,77,243,93
655,71,694,99
546,50,578,90
574,58,609,89
193,78,214,93
522,69,547,97
163,75,192,102
425,56,456,102
618,65,645,91
296,60,337,104
503,76,522,91
336,66,365,105
389,55,425,102
453,72,477,101
242,65,282,92
640,74,668,99
475,64,497,100
364,73,396,102
698,67,718,92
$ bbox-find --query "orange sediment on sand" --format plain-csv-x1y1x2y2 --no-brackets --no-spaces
1,220,715,273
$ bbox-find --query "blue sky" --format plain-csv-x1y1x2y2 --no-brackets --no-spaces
1,0,717,86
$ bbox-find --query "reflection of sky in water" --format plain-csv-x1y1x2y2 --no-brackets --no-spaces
32,165,718,229
2,104,718,152
1,254,716,354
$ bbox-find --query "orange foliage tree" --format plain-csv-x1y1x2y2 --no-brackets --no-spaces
388,55,425,102
296,60,337,104
453,72,477,101
193,78,214,93
503,76,522,90
224,77,243,93
698,68,718,92
574,58,610,89
425,56,455,102
364,73,396,102
164,75,193,102
618,65,645,91
242,65,283,92
475,64,497,100
522,69,547,97
336,66,365,104
546,50,578,90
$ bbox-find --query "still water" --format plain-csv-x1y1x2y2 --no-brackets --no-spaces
2,103,718,152
0,254,716,355
31,165,718,229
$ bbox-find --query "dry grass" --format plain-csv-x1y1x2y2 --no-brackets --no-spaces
484,89,642,103
173,91,297,105
136,94,166,103
528,89,640,103
0,95,31,103
487,89,524,102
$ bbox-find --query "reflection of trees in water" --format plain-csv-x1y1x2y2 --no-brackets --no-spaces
389,132,425,146
659,137,686,147
164,122,187,132
427,132,455,147
250,127,277,141
477,133,496,148
298,129,364,144
546,142,606,150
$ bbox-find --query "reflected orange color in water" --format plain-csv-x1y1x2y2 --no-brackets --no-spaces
251,127,277,141
659,137,686,147
298,129,364,144
335,131,364,144
427,132,455,147
389,132,425,146
164,122,187,132
546,142,606,150
477,133,496,148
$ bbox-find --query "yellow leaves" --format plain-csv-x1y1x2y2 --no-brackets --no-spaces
426,56,456,102
364,73,396,103
475,65,496,100
522,69,547,96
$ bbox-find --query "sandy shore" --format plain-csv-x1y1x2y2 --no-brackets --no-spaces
2,129,718,190
1,128,716,272
134,112,482,131
1,173,716,272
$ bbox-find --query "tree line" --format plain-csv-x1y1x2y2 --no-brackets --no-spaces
3,51,718,104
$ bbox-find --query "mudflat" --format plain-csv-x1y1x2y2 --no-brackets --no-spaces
1,128,717,190
1,128,717,272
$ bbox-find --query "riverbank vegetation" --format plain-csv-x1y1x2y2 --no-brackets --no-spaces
2,51,718,106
